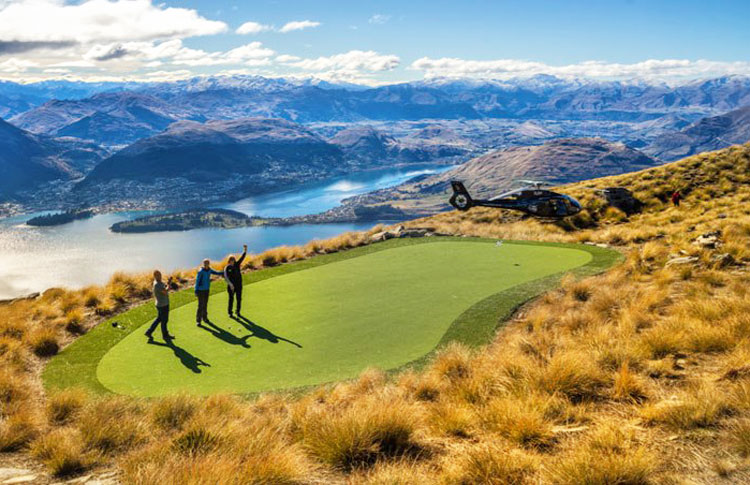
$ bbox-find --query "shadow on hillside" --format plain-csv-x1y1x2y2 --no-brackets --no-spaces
198,320,252,348
148,337,211,374
233,315,302,348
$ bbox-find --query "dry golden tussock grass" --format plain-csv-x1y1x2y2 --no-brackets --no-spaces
3,145,750,482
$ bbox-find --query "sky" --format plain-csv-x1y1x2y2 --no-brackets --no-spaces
1,0,749,85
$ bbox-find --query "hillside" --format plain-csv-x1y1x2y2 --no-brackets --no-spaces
10,92,189,146
4,144,750,483
333,137,659,218
0,118,104,199
82,117,342,184
645,105,750,160
73,118,346,207
329,125,473,166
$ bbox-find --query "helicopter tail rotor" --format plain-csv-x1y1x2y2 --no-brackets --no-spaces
449,181,474,211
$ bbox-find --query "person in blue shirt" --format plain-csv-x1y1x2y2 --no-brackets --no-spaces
195,258,223,325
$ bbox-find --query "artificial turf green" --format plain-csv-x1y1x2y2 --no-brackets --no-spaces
43,237,620,397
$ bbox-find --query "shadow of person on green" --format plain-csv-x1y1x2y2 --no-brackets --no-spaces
147,337,210,374
198,319,252,348
233,315,302,348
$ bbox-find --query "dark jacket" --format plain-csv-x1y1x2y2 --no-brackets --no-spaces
223,251,246,289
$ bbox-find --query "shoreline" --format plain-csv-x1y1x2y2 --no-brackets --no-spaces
0,161,457,223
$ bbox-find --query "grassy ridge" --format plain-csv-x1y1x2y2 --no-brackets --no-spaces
3,143,750,483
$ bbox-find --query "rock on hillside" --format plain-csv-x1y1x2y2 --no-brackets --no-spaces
645,106,750,161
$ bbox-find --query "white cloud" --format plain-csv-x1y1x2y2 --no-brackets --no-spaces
0,0,227,44
236,21,272,35
0,57,37,73
279,20,320,33
276,55,301,63
280,50,400,86
80,39,275,67
368,14,391,25
410,57,750,81
288,50,399,72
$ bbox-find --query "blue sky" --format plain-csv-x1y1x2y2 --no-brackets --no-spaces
0,0,749,84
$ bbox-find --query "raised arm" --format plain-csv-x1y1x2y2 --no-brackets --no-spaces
237,246,247,266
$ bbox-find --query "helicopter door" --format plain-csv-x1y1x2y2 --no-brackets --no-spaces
534,200,555,217
553,199,567,216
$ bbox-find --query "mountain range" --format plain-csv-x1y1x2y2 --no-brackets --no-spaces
644,105,750,160
7,74,750,149
1,73,749,210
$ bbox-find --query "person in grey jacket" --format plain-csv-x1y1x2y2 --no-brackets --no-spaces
224,245,247,317
195,259,223,325
145,270,173,341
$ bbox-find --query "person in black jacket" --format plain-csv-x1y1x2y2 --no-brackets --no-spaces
224,245,247,317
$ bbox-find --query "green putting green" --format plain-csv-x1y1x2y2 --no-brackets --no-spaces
43,238,620,397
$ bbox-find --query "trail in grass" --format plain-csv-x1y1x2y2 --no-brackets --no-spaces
95,241,592,396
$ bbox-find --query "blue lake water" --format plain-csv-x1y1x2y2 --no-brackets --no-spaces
0,165,449,299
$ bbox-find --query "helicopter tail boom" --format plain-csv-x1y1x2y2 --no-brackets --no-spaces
449,181,474,211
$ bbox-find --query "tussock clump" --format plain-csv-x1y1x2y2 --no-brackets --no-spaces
535,350,608,402
27,327,59,357
482,397,555,449
298,395,423,471
641,383,733,429
172,427,221,456
612,363,649,403
46,388,88,425
427,400,476,438
78,397,147,454
63,308,85,334
442,442,539,485
431,343,473,381
0,336,32,372
0,368,31,417
31,428,94,477
150,394,198,431
548,425,656,485
0,411,38,451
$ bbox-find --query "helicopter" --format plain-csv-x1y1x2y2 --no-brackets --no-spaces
448,180,582,218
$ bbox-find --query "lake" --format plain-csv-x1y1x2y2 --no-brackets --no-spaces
0,165,449,300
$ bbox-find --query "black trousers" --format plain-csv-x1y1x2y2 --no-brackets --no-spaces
196,290,210,323
228,285,243,314
146,305,169,338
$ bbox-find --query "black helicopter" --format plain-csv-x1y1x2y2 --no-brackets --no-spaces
448,180,582,218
